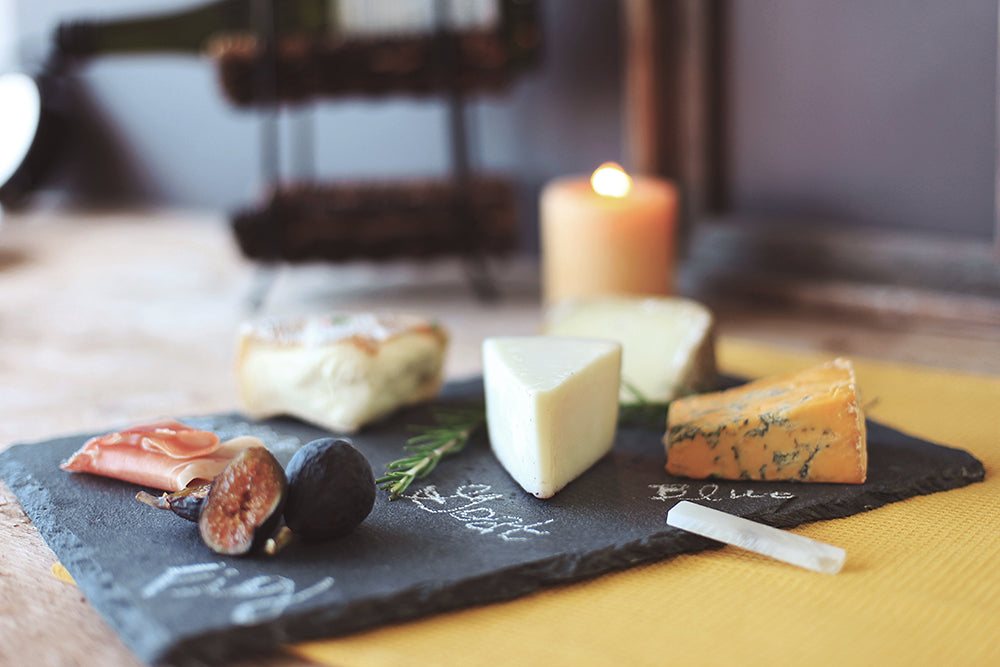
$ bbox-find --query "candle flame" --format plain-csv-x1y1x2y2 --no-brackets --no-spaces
591,162,632,198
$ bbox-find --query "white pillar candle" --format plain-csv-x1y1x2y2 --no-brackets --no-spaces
540,163,678,305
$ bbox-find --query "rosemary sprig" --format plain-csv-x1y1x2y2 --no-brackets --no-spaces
377,406,484,500
617,379,672,429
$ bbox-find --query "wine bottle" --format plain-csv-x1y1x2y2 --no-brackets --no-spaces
56,0,336,58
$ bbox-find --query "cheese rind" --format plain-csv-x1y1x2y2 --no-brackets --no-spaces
664,358,867,483
237,313,447,432
542,296,716,402
483,336,622,498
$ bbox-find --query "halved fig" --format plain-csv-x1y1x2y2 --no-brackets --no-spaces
198,447,286,556
284,438,375,542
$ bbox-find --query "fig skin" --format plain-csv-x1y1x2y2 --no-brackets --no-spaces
284,438,376,542
198,446,287,556
136,481,211,522
166,482,212,521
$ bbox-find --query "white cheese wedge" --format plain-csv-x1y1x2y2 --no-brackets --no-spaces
237,312,447,432
483,336,622,498
542,296,716,403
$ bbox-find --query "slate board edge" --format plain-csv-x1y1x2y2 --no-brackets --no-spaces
0,423,989,666
0,454,178,662
0,432,717,665
161,444,987,666
162,529,720,666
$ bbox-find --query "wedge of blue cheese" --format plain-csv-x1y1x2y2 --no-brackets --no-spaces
543,296,716,403
237,313,447,432
483,336,622,498
665,358,867,483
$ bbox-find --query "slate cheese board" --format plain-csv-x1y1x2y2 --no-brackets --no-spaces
0,378,986,666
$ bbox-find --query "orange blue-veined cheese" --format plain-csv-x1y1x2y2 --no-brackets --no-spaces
663,358,867,483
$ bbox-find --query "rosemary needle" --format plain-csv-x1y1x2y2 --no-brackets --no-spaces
377,407,484,500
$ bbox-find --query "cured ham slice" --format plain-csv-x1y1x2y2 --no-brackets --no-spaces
61,420,262,492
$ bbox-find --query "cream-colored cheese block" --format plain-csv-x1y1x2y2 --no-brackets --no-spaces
483,336,622,498
543,296,716,402
237,313,447,432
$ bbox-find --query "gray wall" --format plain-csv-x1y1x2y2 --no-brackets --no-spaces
726,0,997,241
14,0,624,250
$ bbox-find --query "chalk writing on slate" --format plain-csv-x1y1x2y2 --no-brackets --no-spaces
649,483,798,503
142,562,336,626
406,483,556,542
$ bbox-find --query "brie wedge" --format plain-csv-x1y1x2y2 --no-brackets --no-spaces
543,296,716,402
237,312,447,432
483,336,621,498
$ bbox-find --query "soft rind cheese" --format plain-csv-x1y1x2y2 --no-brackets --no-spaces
664,358,867,483
542,296,716,402
483,336,622,498
237,312,447,432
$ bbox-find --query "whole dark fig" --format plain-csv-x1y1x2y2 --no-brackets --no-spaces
198,446,286,556
284,438,375,542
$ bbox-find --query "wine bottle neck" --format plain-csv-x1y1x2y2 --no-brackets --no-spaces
56,0,332,58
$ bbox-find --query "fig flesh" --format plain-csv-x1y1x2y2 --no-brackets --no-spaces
284,438,375,542
198,446,286,556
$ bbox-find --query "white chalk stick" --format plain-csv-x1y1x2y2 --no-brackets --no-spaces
666,501,846,574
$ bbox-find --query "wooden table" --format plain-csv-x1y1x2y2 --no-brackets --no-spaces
1,210,998,666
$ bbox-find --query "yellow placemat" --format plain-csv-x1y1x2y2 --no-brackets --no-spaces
290,339,1000,667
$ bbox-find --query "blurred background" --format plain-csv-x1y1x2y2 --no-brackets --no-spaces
1,0,621,251
2,0,995,230
1,0,998,302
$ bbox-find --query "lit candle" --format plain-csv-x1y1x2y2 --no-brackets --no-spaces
540,163,678,305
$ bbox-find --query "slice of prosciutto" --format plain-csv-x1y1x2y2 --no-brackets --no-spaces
61,420,263,492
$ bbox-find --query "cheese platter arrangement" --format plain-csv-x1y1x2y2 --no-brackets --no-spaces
0,299,986,665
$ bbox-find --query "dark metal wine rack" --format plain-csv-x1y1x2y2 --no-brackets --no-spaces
234,0,541,300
